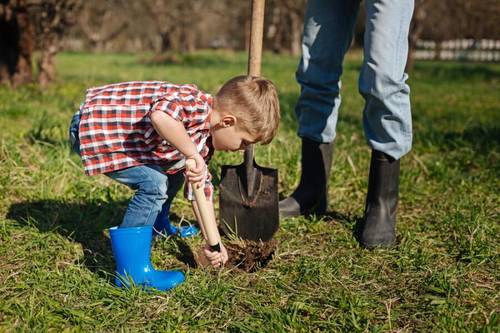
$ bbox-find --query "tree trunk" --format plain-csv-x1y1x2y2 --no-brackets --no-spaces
0,0,34,87
406,0,427,72
183,28,196,53
289,10,301,57
38,38,58,87
159,32,171,53
169,30,181,52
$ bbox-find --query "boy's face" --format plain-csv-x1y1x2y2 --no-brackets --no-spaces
211,115,256,152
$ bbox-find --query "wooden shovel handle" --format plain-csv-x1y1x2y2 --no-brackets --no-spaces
248,0,265,77
245,0,266,195
186,159,220,252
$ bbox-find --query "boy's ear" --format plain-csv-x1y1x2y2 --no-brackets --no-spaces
221,115,237,128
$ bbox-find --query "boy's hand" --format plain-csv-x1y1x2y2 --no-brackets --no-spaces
185,153,206,185
203,243,228,268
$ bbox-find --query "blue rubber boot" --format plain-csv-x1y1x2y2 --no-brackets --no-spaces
153,215,179,236
177,223,199,238
153,216,200,238
109,225,185,291
153,202,199,239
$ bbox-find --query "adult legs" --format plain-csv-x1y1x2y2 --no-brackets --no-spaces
280,0,360,217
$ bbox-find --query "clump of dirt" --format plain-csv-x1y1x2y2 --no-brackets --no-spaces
224,239,277,272
193,239,277,272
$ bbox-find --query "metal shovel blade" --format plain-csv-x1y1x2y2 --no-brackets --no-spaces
219,155,279,242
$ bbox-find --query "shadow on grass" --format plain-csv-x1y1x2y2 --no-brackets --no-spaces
172,236,198,268
7,200,201,279
7,199,126,281
324,210,364,242
280,207,362,241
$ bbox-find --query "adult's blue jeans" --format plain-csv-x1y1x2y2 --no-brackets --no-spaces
69,110,184,228
296,0,414,159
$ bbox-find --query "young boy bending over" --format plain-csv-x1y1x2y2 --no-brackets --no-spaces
69,76,280,291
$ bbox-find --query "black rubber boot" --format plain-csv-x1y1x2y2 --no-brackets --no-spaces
359,150,400,248
279,137,333,217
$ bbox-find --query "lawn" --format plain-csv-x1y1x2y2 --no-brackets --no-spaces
0,50,498,332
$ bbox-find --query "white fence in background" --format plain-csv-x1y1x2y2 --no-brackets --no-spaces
415,39,500,62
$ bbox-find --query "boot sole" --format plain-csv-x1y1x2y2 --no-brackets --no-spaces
360,238,396,249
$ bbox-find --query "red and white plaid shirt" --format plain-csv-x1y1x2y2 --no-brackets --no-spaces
78,81,214,200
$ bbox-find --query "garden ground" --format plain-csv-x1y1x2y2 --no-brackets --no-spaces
0,51,498,331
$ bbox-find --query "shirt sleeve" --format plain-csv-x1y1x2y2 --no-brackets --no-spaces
150,85,206,129
184,168,214,202
151,97,186,123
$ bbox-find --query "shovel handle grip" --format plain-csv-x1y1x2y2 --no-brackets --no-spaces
210,243,221,252
185,159,221,252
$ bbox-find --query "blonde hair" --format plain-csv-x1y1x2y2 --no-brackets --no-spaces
215,75,280,144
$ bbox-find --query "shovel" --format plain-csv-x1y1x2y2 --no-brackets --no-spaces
219,0,279,242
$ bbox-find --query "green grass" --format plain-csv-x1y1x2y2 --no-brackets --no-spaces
0,50,499,332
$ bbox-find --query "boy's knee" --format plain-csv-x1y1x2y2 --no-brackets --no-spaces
142,180,167,198
139,173,168,200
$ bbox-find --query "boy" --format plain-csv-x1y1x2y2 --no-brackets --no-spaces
69,76,280,291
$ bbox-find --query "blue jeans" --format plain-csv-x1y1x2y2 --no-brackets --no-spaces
296,0,414,159
68,110,183,228
106,166,184,228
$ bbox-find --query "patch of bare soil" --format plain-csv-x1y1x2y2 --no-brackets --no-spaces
194,239,277,272
224,239,277,272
